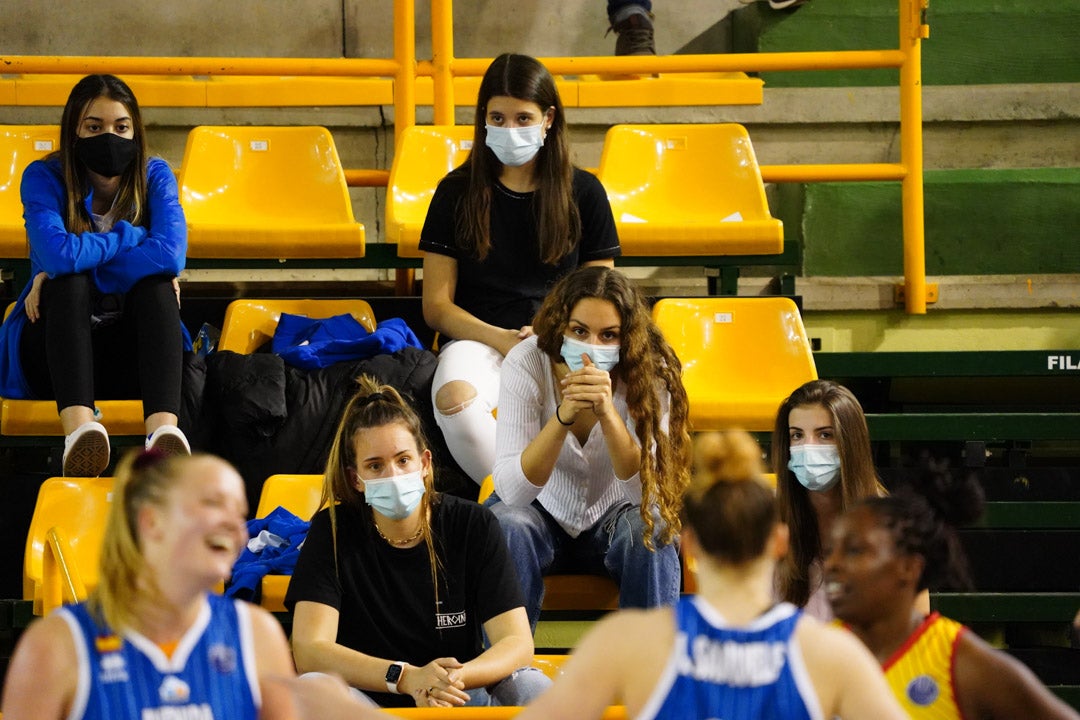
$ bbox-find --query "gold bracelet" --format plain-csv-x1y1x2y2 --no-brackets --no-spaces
555,404,574,426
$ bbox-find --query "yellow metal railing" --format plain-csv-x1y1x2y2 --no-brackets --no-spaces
0,0,929,311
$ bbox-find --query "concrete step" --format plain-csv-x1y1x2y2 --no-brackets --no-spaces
733,0,1080,87
775,167,1080,277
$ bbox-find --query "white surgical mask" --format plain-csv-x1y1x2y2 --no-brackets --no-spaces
787,444,842,492
560,335,620,372
362,470,426,520
485,124,545,167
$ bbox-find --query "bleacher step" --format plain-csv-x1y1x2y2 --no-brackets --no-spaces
733,0,1080,87
775,168,1080,278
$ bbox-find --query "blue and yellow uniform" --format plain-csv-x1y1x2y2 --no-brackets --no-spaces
58,594,260,720
882,612,966,720
637,596,823,720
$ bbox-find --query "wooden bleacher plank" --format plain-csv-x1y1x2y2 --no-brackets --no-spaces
931,592,1080,623
576,73,762,107
205,76,393,107
13,74,207,107
864,412,1080,441
815,350,1080,378
979,502,1080,530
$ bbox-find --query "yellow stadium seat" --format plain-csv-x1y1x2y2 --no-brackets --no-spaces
255,473,324,612
0,125,60,259
179,126,364,259
597,123,783,256
386,125,474,258
0,303,144,437
217,298,376,355
478,476,620,613
653,297,817,432
24,476,114,616
256,473,324,520
0,398,144,437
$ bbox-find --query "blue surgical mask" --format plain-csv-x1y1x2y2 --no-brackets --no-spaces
362,470,426,520
787,444,842,492
485,124,545,167
560,335,620,372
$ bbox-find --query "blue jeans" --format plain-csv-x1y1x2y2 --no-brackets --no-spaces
486,493,680,630
462,666,552,706
608,0,652,18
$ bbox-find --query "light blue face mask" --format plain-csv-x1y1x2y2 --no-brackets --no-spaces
559,335,620,372
362,470,426,520
787,444,842,492
485,124,545,167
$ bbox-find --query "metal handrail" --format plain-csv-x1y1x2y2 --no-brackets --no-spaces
1,0,930,311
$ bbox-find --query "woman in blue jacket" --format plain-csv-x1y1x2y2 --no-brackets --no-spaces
0,74,190,476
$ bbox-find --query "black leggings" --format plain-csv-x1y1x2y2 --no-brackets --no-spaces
20,273,183,419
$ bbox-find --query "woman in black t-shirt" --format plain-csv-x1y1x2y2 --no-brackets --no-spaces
419,52,620,486
285,375,549,709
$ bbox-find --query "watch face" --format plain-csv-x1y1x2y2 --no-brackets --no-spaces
386,663,403,684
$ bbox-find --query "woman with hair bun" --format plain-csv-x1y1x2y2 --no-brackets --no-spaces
515,430,906,720
825,461,1079,719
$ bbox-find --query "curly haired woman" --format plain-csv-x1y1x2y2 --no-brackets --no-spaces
486,266,691,630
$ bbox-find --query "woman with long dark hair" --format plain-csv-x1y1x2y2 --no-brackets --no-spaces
419,52,619,486
772,380,887,618
487,266,691,630
0,74,189,476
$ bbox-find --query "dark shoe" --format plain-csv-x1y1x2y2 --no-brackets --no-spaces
609,11,656,56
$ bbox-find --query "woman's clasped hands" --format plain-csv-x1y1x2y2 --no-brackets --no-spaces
559,354,615,422
405,657,469,708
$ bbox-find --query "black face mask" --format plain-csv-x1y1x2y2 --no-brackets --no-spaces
75,133,138,178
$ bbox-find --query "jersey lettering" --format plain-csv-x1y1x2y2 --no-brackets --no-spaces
676,636,788,686
141,704,213,720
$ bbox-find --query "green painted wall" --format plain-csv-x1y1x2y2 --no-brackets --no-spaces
779,168,1080,276
733,0,1080,87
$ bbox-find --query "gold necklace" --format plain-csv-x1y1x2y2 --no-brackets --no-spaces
373,519,423,546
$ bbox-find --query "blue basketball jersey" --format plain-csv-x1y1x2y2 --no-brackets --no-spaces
59,594,260,720
637,596,823,720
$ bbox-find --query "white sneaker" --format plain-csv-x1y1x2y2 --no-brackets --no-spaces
63,421,110,477
146,424,192,457
768,0,810,9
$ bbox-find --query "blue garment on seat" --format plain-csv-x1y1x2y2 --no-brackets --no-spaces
227,506,310,600
272,313,423,370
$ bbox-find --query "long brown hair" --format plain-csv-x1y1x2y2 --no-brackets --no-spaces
53,74,148,233
323,375,443,603
456,52,579,263
772,379,886,605
533,266,692,548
